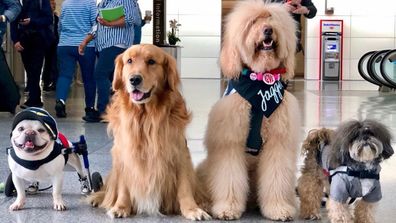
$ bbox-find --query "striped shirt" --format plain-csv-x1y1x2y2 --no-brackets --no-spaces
58,0,97,47
93,0,141,52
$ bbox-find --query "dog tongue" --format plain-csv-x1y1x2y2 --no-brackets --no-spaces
24,141,34,149
132,91,144,101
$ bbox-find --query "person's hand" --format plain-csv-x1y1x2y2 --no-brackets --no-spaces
284,3,297,12
289,0,302,5
78,42,86,55
293,6,310,15
0,15,6,23
144,15,152,22
97,17,111,27
14,42,24,52
19,18,31,26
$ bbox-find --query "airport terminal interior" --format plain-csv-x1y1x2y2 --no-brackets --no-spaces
1,0,396,222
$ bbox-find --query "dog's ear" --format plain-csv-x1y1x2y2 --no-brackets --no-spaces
270,5,297,80
328,120,359,168
112,53,125,91
366,119,394,160
220,37,242,78
382,142,394,160
164,53,180,92
378,123,394,159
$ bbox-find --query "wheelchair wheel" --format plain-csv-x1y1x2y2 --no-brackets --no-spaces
4,172,16,197
91,172,103,192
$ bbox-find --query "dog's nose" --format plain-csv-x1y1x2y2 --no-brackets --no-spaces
130,75,142,86
264,27,273,36
25,130,36,136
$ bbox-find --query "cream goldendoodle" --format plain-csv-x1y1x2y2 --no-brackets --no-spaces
196,0,300,221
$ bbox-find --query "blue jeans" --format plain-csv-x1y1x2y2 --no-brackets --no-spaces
56,46,96,108
95,46,125,113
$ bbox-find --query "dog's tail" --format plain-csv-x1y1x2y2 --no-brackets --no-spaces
85,190,105,208
301,128,334,156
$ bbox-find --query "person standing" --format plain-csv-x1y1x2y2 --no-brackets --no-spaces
271,0,317,53
0,0,21,63
133,0,151,45
42,0,59,92
79,0,141,122
0,0,21,37
54,0,97,119
0,0,21,113
11,0,54,108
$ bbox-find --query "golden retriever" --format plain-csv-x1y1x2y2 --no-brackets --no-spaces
87,44,210,220
196,0,300,221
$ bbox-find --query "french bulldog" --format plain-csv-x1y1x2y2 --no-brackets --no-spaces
8,107,88,211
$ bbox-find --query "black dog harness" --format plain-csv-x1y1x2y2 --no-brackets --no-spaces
7,143,70,171
224,67,287,155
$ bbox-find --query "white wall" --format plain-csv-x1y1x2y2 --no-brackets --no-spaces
138,0,221,78
305,0,396,80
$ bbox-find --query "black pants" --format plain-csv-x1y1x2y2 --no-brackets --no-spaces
42,40,58,87
20,36,47,103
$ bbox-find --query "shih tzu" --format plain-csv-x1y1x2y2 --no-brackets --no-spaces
297,119,394,223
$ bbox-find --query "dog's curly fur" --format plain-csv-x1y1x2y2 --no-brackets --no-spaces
196,0,300,221
297,120,394,223
297,128,334,220
87,44,210,220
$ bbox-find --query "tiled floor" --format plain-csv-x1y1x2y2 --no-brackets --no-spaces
1,79,396,222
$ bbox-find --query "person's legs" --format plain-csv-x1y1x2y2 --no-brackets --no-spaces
20,45,46,108
42,47,52,89
94,46,125,114
55,46,77,117
77,47,96,108
56,46,77,102
42,42,58,91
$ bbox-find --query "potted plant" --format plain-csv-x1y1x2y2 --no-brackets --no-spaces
168,19,181,45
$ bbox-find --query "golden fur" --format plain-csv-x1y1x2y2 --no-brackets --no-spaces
87,44,210,220
196,0,300,221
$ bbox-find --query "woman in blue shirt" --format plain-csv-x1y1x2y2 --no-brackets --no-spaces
54,0,97,120
79,0,141,122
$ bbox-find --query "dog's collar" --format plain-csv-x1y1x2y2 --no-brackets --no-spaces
8,143,68,171
241,67,286,85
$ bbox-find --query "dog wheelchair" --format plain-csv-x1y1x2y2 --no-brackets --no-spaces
4,134,103,197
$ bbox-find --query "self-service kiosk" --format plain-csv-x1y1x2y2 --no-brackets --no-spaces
320,20,343,80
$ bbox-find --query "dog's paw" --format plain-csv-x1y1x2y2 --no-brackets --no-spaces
53,199,66,211
9,200,25,211
302,213,321,220
212,202,243,220
106,206,131,218
182,207,211,221
261,203,295,221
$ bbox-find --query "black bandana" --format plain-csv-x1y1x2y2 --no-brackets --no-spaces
225,68,287,155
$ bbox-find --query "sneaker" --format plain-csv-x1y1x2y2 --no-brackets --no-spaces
79,176,90,195
27,181,39,194
55,99,67,118
43,83,56,92
82,107,102,123
20,100,44,109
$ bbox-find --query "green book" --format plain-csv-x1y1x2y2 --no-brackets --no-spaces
99,5,124,22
